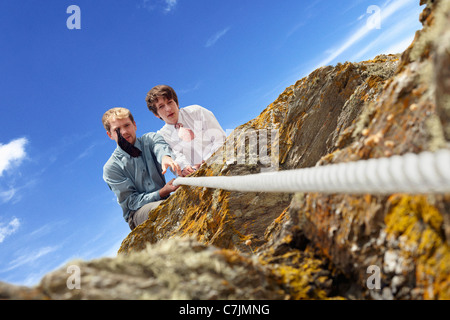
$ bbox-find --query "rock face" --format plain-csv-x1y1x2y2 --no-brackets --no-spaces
1,0,448,300
285,0,450,299
1,237,285,300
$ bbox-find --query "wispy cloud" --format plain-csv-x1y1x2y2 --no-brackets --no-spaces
64,142,98,168
0,188,16,203
0,178,37,205
0,217,20,243
314,0,415,69
77,143,97,160
0,137,28,177
205,27,231,48
381,33,415,55
164,0,177,12
3,246,59,272
349,15,415,62
27,220,69,240
139,0,178,13
286,21,308,39
178,81,202,94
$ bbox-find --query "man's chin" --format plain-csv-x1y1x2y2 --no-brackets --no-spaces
166,116,178,125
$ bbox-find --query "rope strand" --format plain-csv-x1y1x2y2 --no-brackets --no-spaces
173,149,450,195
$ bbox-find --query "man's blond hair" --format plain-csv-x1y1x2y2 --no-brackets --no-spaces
102,107,135,132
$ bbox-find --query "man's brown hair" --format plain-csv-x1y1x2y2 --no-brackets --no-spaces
145,85,179,116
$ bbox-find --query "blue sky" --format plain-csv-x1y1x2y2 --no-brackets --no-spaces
0,0,422,286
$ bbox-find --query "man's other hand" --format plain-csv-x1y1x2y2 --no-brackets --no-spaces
159,178,179,198
161,155,182,176
181,166,195,177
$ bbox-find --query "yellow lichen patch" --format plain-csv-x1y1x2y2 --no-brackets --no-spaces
173,188,237,248
366,75,385,89
384,194,450,299
364,54,400,64
275,265,317,299
385,195,444,238
262,247,340,300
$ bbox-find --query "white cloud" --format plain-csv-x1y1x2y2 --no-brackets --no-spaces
0,137,28,177
0,217,20,243
205,27,231,48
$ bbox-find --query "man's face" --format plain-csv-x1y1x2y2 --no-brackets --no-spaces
154,96,179,125
107,117,137,145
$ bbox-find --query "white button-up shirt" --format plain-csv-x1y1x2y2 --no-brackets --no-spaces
157,105,226,170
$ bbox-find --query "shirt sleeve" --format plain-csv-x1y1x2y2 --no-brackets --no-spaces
103,161,161,220
149,132,174,163
172,148,191,170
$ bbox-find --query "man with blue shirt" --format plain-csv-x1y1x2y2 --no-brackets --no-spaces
102,107,181,230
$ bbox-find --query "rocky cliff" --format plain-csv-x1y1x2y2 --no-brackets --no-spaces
1,0,449,300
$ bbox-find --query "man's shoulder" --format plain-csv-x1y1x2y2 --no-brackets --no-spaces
182,105,215,119
157,124,173,138
103,149,124,173
182,104,205,114
140,131,158,139
139,131,164,143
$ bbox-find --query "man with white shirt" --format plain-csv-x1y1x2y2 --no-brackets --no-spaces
146,85,227,177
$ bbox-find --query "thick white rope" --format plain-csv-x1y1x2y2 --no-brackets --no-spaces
173,149,450,195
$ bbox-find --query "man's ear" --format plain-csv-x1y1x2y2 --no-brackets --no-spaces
154,113,162,120
107,130,114,140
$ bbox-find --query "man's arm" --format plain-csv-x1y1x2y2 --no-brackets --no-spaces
103,163,161,218
151,133,176,164
149,132,182,176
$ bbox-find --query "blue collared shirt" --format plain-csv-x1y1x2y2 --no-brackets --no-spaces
103,132,173,222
